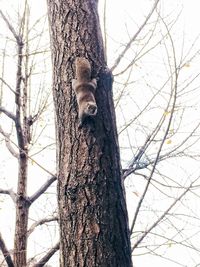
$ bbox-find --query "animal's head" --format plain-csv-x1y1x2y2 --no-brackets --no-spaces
86,102,97,116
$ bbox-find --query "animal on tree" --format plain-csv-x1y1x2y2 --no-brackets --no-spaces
72,57,97,127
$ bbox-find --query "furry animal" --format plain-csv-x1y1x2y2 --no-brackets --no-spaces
72,57,97,127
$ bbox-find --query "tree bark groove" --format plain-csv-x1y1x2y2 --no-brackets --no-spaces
47,0,132,266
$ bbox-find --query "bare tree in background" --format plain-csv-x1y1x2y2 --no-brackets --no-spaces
0,2,58,267
106,0,200,265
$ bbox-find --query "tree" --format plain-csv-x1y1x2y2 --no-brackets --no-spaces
107,1,200,265
47,0,132,266
0,2,58,266
2,0,200,266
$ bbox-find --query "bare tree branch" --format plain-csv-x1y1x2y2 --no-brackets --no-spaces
0,128,55,176
0,77,16,95
131,180,194,252
0,107,16,121
28,175,57,204
32,242,59,267
27,216,58,236
0,10,21,42
130,24,179,234
0,232,15,267
0,188,16,202
123,135,151,180
111,0,160,72
0,125,19,158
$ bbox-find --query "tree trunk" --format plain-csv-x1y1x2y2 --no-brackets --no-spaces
47,0,132,266
13,36,29,267
14,152,29,267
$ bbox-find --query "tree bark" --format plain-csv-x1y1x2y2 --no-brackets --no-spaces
13,152,29,267
13,35,29,267
47,0,132,266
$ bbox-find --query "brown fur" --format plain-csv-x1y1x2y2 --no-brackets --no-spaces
75,58,91,82
72,58,97,127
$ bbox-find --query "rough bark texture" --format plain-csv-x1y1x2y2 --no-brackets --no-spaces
47,0,132,266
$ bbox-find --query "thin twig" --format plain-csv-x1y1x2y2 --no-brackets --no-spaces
131,181,194,252
0,10,21,42
130,22,178,234
0,130,56,177
0,77,16,95
27,216,58,236
111,0,160,72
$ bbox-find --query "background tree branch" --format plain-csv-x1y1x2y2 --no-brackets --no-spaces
131,180,194,251
111,0,160,72
32,242,59,267
0,232,15,267
28,175,57,204
0,125,19,158
27,216,58,236
0,107,16,121
0,188,16,202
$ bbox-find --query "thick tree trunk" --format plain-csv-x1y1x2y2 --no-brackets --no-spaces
47,0,132,266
